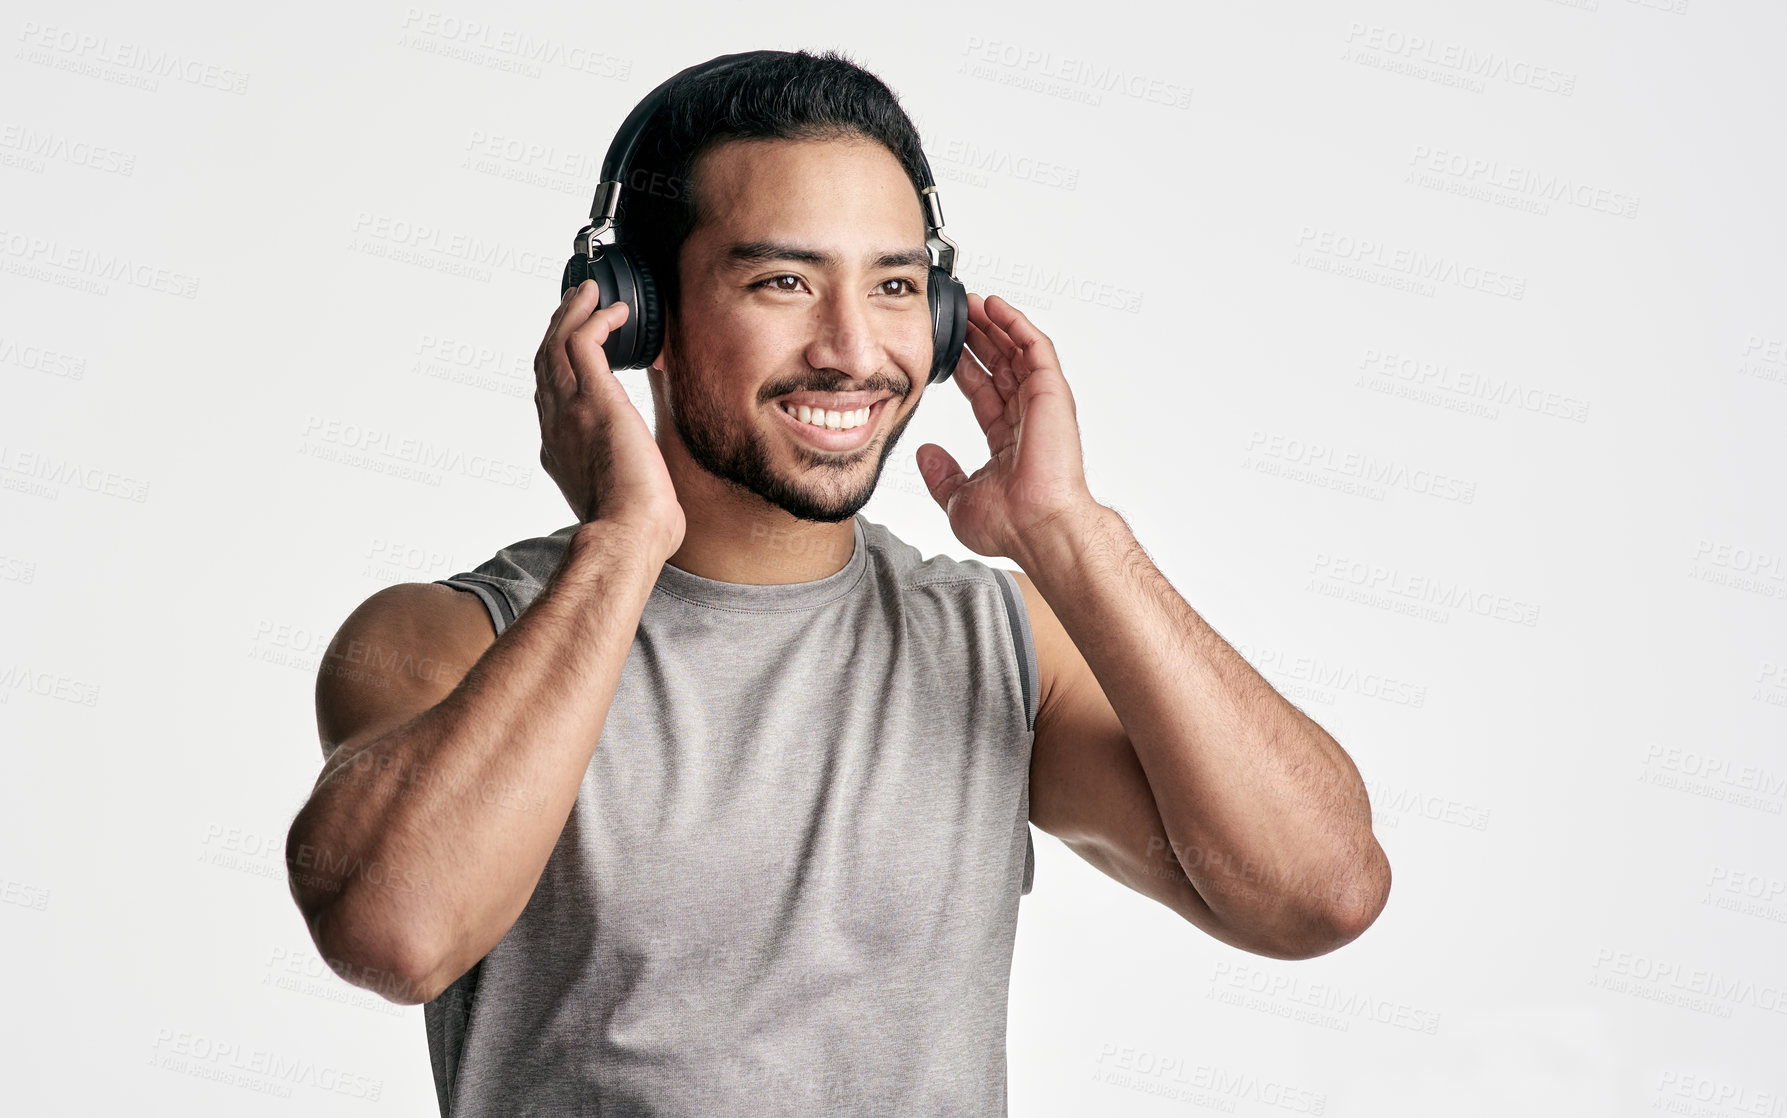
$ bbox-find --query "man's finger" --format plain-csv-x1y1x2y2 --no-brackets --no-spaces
546,281,612,370
981,295,1060,379
538,281,599,392
952,340,1005,435
565,301,630,396
965,297,1018,370
551,278,596,329
970,299,1024,369
963,322,1014,401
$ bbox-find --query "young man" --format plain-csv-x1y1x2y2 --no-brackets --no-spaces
286,50,1390,1117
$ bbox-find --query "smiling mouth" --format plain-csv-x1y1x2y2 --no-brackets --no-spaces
769,394,893,450
777,401,876,431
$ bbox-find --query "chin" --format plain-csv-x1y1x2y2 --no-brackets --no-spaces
674,382,911,524
764,471,878,524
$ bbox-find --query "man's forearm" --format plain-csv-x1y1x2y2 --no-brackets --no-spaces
291,522,660,1000
1012,504,1389,951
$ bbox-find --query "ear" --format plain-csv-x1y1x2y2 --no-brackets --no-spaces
649,308,675,375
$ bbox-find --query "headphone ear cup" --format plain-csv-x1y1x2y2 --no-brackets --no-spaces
927,267,969,385
560,247,664,371
625,253,665,370
592,248,663,371
560,253,588,299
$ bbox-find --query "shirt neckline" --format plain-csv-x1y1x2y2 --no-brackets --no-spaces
651,516,870,612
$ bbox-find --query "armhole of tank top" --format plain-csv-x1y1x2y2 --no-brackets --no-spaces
991,568,1038,735
434,577,514,638
424,958,483,1116
992,567,1038,897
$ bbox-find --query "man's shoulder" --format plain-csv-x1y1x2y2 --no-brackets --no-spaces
857,516,1038,734
454,522,580,581
432,522,580,633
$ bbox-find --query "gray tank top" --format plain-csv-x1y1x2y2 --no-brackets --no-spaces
424,514,1038,1117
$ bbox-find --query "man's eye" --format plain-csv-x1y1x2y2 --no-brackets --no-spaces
752,274,804,293
880,278,921,297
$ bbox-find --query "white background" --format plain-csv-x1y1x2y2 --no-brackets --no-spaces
3,0,1784,1113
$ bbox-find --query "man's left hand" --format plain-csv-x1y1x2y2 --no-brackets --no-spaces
916,293,1102,561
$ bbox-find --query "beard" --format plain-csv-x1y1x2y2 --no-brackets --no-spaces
664,334,920,524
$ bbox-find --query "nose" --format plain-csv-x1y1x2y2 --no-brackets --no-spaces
802,289,884,383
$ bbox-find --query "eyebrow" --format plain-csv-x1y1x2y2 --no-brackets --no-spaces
722,240,930,272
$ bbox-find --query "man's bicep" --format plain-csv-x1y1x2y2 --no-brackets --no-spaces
313,582,496,773
1008,569,1214,922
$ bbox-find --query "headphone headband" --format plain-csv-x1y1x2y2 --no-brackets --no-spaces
575,49,956,278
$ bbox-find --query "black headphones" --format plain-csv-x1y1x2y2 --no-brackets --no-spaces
560,49,969,386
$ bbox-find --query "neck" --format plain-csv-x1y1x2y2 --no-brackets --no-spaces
656,430,859,587
666,500,858,586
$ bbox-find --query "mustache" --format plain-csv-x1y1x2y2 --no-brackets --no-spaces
758,373,911,401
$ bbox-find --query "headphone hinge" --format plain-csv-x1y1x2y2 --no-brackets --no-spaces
921,187,957,277
929,228,958,278
589,180,621,224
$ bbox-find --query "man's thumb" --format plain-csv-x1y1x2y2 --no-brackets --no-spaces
916,443,966,511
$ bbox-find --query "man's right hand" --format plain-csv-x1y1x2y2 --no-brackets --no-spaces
534,282,686,563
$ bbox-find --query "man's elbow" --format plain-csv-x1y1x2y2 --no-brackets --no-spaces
1284,847,1393,959
1201,847,1392,961
310,894,446,1005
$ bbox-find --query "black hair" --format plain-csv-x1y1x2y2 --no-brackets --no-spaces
616,48,929,325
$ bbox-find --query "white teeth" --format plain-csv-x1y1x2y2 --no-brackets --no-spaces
782,403,872,431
